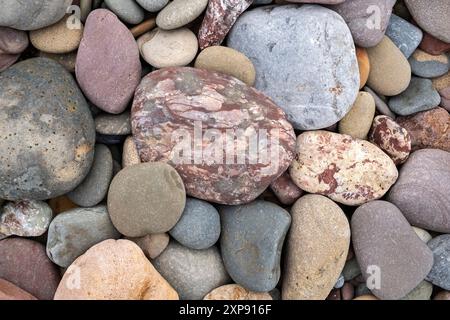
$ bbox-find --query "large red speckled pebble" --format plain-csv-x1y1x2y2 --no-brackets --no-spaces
131,67,296,205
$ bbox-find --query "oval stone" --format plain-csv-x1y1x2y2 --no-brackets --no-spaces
290,131,398,206
156,0,208,30
131,67,296,205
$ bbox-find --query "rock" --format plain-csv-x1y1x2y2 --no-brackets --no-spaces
136,0,169,12
220,201,291,292
396,108,450,152
352,200,434,300
228,5,359,130
198,0,252,50
0,279,37,300
138,28,198,68
156,0,208,30
409,49,449,78
204,284,272,300
0,0,72,31
282,195,350,300
339,92,376,139
412,227,432,243
385,14,423,58
0,58,95,201
170,198,220,250
126,233,169,259
420,31,450,56
368,115,411,165
356,47,370,89
405,0,450,43
434,291,450,300
153,241,230,300
0,200,52,237
334,275,345,289
107,162,186,237
353,295,379,300
366,36,412,96
388,149,450,233
104,0,144,24
0,27,28,71
95,112,131,136
130,17,157,38
30,15,83,54
363,86,397,119
47,206,120,268
76,9,141,114
290,131,398,206
343,259,362,281
269,172,303,206
0,53,19,72
122,136,141,167
131,67,295,205
0,238,60,300
195,46,256,86
54,239,179,300
426,235,450,290
331,0,396,48
401,281,433,300
67,144,113,207
39,51,77,72
48,196,78,215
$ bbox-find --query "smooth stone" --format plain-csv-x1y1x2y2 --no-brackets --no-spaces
46,206,120,268
195,46,256,86
434,291,450,300
131,67,296,205
0,58,95,201
80,0,92,22
0,279,37,300
76,9,141,114
334,275,345,289
153,241,230,300
122,136,141,167
156,0,208,30
343,258,361,281
413,227,433,243
283,195,350,300
290,131,398,206
170,198,220,250
228,5,360,130
401,281,433,300
0,0,72,31
409,49,449,78
352,200,434,300
269,172,303,206
107,162,186,237
95,112,131,136
136,0,169,12
104,0,145,24
138,28,198,68
0,200,52,237
366,36,412,96
48,195,78,215
363,86,396,119
30,15,83,54
356,47,370,89
385,14,423,58
130,18,157,38
331,0,396,48
126,233,169,259
426,235,450,290
220,201,291,292
433,71,450,93
0,238,60,300
0,26,29,54
54,239,179,300
204,284,272,300
368,115,411,165
0,53,19,72
420,31,450,56
339,92,376,139
405,0,450,43
353,295,379,300
396,108,450,152
67,144,113,207
39,51,77,72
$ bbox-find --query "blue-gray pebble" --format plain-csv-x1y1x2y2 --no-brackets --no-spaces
409,50,449,78
104,0,145,24
386,14,423,58
426,234,450,290
136,0,169,12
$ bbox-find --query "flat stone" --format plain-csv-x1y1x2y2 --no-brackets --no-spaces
95,112,131,136
0,279,37,300
156,0,208,30
426,235,450,290
339,92,376,140
204,284,272,300
104,0,144,24
409,49,449,78
385,14,423,58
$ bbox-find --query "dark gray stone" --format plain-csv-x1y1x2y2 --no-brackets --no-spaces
426,235,450,290
386,14,423,58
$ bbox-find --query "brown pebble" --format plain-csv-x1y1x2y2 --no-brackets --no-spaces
130,18,156,38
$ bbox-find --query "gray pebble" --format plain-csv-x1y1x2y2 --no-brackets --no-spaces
136,0,169,12
364,86,397,119
386,14,423,58
334,274,345,289
426,234,450,290
95,112,131,136
104,0,145,24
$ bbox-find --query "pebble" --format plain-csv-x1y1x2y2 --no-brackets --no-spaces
269,172,303,206
220,201,291,292
195,46,256,86
368,115,411,165
107,162,186,237
290,131,398,206
228,5,359,130
339,92,376,140
47,206,120,268
401,281,433,300
170,198,221,250
334,275,345,289
136,0,169,12
95,112,131,136
420,31,450,56
39,51,77,72
130,17,156,38
366,36,412,96
343,259,362,281
153,241,230,300
67,144,113,207
426,235,450,290
0,200,52,238
204,284,272,300
356,47,370,89
0,279,37,300
122,136,141,167
363,86,397,119
385,14,423,58
409,49,449,78
0,27,28,71
80,0,93,22
156,0,208,30
433,71,450,111
104,0,145,25
413,227,433,243
138,28,198,68
0,58,95,201
434,291,450,300
353,295,379,300
388,149,450,233
283,195,350,300
131,67,295,205
76,9,141,114
0,238,61,300
48,196,78,215
352,200,434,300
54,239,179,300
126,233,170,259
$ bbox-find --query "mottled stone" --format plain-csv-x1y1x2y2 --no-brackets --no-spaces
269,172,303,206
290,131,398,206
156,0,208,30
0,279,37,300
131,67,295,205
356,47,370,89
0,58,95,201
126,233,169,259
352,201,434,300
409,49,449,78
385,14,423,58
95,112,131,136
204,284,272,300
368,115,411,165
228,5,360,130
426,235,450,290
220,201,291,292
104,0,144,25
339,92,376,140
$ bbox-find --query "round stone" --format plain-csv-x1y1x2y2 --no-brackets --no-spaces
104,0,145,24
339,92,376,140
156,0,208,30
204,284,272,300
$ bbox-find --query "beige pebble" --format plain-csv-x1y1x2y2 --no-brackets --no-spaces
353,295,379,300
126,233,170,259
204,284,273,300
339,92,375,140
122,136,141,167
412,227,432,243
